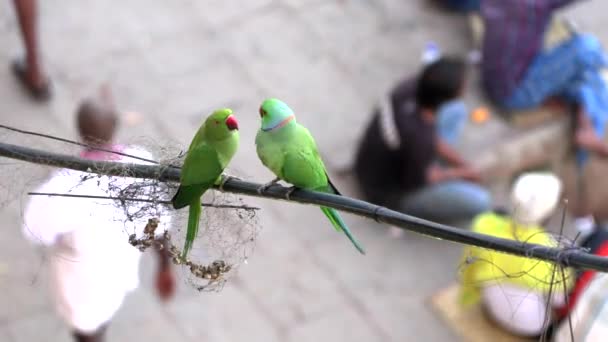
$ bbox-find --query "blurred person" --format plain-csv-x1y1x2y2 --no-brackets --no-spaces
552,220,608,341
11,0,51,101
354,57,491,223
459,172,574,338
553,273,608,341
21,86,175,342
480,0,608,166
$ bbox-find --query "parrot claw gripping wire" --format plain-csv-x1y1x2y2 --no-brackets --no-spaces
285,186,297,201
257,177,280,195
218,174,241,191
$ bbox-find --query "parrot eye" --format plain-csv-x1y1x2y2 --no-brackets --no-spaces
259,108,266,117
215,120,219,125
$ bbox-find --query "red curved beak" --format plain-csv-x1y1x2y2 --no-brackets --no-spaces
225,115,239,131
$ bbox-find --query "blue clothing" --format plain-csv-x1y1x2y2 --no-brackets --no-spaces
399,181,491,223
503,34,608,166
480,0,580,102
436,99,469,146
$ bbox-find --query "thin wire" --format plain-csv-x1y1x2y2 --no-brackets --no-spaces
539,202,569,341
540,258,558,342
2,141,608,272
560,266,575,342
558,201,574,342
27,192,260,210
0,123,176,167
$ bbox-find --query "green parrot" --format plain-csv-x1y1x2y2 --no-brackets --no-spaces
172,108,240,258
255,98,365,254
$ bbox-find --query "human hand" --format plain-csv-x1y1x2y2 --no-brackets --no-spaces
458,166,482,183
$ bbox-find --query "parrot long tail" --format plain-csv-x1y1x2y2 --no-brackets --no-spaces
320,206,366,255
182,197,201,259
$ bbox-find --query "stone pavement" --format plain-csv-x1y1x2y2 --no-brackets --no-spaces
1,1,608,341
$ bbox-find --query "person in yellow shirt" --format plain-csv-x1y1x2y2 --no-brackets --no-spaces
459,172,574,337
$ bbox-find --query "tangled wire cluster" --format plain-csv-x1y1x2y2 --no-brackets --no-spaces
0,128,261,292
129,218,235,291
85,140,261,291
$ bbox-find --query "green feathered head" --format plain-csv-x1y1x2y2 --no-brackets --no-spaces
259,98,296,131
204,108,239,140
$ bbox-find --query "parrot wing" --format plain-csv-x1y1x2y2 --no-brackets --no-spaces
185,124,206,153
280,125,331,190
172,142,223,209
325,173,342,195
275,124,364,254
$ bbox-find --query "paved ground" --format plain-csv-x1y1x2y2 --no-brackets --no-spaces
1,1,608,341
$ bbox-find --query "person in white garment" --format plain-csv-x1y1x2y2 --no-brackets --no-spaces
22,89,175,342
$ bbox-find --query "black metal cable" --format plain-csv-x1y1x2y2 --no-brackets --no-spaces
1,141,607,272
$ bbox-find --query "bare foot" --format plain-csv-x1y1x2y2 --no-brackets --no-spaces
543,97,569,112
574,126,608,158
11,58,51,101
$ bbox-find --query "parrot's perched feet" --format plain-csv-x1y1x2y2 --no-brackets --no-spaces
219,175,241,191
257,177,280,195
285,186,298,200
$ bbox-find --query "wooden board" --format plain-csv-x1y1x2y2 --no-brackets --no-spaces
430,284,531,342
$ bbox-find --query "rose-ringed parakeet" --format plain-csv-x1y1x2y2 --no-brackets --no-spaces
255,98,365,254
172,108,239,258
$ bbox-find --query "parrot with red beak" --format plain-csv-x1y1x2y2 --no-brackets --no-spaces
172,108,239,258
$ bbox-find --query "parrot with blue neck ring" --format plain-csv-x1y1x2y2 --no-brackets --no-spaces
255,98,365,254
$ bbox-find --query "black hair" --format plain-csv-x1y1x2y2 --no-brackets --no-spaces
415,57,467,110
